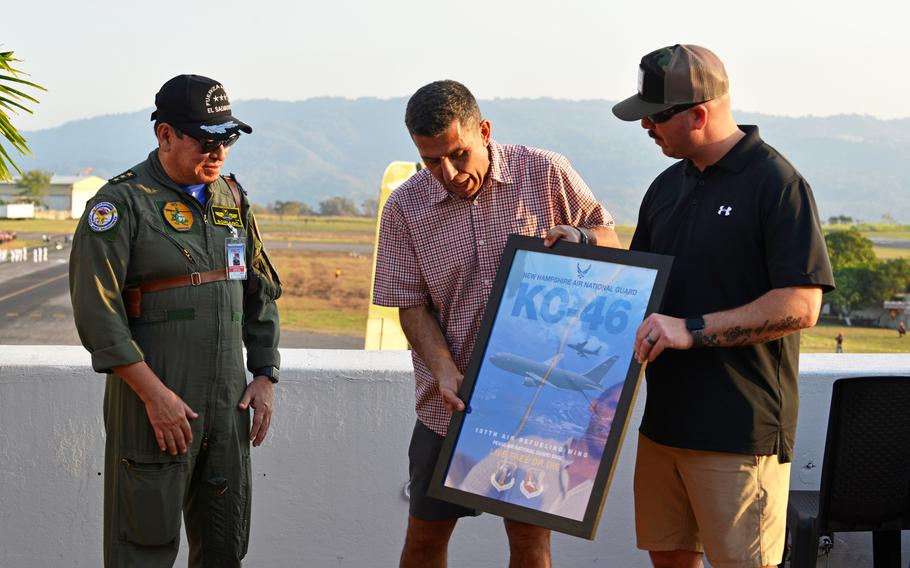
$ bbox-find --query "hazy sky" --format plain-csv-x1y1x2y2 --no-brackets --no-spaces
6,0,905,131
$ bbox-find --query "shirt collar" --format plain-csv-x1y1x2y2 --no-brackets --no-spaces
684,124,762,176
488,140,512,185
431,139,512,204
148,149,204,195
714,125,762,172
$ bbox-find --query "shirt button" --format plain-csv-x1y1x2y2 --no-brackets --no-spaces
697,180,705,186
478,239,485,246
483,279,491,286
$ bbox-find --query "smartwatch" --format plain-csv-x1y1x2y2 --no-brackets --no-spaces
253,366,279,384
685,316,706,348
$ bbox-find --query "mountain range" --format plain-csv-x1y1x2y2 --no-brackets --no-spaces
18,98,910,223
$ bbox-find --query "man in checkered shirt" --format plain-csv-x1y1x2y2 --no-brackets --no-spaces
373,80,619,568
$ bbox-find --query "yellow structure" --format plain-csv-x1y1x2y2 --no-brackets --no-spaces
364,161,422,350
0,175,106,218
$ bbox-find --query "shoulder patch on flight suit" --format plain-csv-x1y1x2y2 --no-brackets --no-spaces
108,170,136,184
212,206,244,228
88,202,119,232
162,201,194,231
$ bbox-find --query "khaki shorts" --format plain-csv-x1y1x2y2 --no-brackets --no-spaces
634,434,790,568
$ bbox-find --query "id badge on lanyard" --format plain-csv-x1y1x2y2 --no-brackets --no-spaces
225,226,247,281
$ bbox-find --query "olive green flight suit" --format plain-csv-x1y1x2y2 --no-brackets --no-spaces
69,150,281,567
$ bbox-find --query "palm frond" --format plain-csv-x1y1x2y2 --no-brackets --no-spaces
0,50,45,182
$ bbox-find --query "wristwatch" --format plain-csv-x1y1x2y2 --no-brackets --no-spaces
253,366,279,384
685,316,706,348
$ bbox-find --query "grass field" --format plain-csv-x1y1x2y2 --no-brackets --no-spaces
873,246,910,260
0,218,79,235
801,322,910,354
269,249,373,336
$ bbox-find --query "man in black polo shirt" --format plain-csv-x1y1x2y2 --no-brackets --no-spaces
612,45,834,568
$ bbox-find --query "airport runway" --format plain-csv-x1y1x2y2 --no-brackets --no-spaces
0,244,364,348
0,249,78,345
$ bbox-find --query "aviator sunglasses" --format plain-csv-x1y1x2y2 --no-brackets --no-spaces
176,128,241,154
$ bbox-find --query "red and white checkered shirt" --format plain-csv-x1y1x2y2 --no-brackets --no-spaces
373,140,614,436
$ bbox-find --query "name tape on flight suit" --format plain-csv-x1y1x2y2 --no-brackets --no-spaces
212,206,244,228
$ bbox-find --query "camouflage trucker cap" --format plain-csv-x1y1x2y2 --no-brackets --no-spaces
612,44,728,121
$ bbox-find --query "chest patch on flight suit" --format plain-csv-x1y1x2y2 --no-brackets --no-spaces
88,202,119,232
162,202,194,231
211,206,244,228
108,170,136,184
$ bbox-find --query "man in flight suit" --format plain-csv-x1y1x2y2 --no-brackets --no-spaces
69,74,281,567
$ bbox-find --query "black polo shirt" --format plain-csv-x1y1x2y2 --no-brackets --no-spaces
630,125,834,462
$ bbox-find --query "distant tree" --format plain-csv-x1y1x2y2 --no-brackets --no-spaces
0,51,46,182
824,230,910,319
15,169,51,206
827,266,868,319
881,213,898,225
361,197,379,218
827,215,853,225
318,196,359,217
273,200,313,218
825,229,875,271
826,230,876,319
871,259,910,300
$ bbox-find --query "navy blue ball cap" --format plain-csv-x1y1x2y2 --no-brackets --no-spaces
150,74,252,139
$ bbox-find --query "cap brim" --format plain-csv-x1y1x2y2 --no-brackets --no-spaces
179,116,253,139
611,94,674,122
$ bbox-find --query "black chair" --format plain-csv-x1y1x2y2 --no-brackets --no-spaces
782,376,910,568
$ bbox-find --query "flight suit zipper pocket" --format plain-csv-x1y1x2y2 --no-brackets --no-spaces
149,224,197,264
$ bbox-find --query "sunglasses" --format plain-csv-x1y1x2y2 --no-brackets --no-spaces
176,128,241,154
647,102,701,124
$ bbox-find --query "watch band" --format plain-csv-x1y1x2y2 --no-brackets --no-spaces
253,366,279,384
577,227,588,245
685,316,706,348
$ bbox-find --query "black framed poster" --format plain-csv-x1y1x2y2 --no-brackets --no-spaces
429,235,672,539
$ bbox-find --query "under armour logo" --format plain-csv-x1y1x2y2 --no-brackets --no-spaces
717,206,733,216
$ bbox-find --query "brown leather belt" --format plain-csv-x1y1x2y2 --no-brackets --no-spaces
138,268,228,293
124,269,229,318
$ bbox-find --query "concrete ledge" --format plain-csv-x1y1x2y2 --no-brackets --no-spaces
0,347,908,567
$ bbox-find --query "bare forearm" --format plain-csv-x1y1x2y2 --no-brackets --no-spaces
586,225,621,248
700,287,823,347
636,286,823,363
399,305,465,411
398,305,460,378
545,224,621,248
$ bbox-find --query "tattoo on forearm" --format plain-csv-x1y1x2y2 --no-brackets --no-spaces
718,316,803,346
703,334,720,347
767,316,802,333
723,326,753,343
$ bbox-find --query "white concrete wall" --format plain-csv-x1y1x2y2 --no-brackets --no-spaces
0,347,908,567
